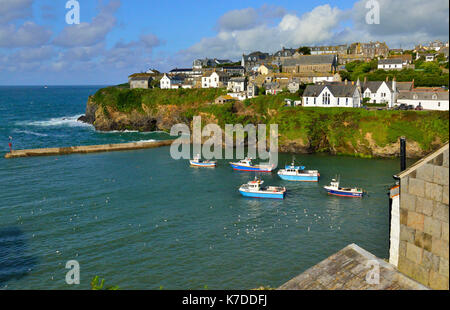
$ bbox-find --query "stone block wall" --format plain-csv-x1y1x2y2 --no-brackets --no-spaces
397,145,449,289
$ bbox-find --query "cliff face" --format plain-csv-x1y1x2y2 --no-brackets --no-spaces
79,88,449,158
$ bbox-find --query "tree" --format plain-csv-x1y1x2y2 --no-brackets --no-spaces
296,46,311,55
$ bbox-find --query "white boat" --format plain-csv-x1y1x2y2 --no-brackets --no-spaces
229,158,275,172
189,154,217,168
239,177,286,199
277,160,320,182
324,178,364,198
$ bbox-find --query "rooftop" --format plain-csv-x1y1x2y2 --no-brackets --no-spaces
278,244,429,290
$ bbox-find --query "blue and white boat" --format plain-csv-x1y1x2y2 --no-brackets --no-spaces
277,160,320,182
324,179,364,198
190,154,217,168
239,178,286,199
229,158,275,172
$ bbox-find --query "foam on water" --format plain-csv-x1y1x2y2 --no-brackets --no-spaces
16,115,93,128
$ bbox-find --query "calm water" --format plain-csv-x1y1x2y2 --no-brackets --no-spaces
0,86,410,290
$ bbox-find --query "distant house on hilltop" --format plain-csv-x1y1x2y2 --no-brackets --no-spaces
241,51,270,70
129,75,153,89
378,58,404,70
160,74,186,89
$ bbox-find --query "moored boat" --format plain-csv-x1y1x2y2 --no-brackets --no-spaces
239,177,286,199
277,160,320,182
229,158,275,172
324,179,364,198
189,154,217,168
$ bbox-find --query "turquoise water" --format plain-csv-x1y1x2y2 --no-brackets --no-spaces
0,86,408,290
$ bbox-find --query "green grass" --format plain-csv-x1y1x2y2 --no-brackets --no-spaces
91,87,449,155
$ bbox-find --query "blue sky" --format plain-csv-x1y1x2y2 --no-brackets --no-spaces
0,0,448,85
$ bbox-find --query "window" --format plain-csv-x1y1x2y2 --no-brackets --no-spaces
346,98,348,105
432,94,437,100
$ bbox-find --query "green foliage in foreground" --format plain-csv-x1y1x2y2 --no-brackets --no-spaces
91,276,119,290
93,87,227,113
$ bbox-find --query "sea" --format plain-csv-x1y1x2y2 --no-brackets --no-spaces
0,86,413,289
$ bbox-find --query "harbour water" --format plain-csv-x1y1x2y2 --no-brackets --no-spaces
0,86,413,289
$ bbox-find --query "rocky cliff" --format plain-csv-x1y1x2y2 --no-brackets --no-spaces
79,87,449,158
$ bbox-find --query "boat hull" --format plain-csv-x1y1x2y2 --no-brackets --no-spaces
190,161,216,168
230,163,273,172
278,173,319,182
239,189,285,199
325,189,363,198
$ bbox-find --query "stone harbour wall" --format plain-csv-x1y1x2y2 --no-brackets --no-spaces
397,144,449,289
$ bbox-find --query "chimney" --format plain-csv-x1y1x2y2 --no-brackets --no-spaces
345,79,348,85
386,76,389,82
364,76,367,84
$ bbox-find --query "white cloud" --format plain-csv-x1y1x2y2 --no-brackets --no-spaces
180,4,344,62
0,22,52,47
53,0,121,47
0,0,33,24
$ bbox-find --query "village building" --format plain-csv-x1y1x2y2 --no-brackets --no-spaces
241,51,270,71
309,45,348,56
287,79,300,93
389,54,413,65
265,82,283,95
227,77,247,93
220,66,245,77
302,82,362,108
214,95,235,104
272,47,297,61
349,41,390,58
396,90,449,111
257,64,278,75
160,74,186,89
193,58,232,69
281,55,338,74
378,58,404,70
361,78,413,108
201,71,229,88
247,82,258,98
129,76,153,89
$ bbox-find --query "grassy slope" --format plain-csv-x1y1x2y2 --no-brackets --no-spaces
92,87,449,155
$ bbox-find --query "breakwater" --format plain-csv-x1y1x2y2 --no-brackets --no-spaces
4,139,175,159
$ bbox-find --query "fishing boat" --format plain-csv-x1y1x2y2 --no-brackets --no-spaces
229,158,275,172
239,177,286,199
189,154,217,168
277,160,320,182
324,178,364,198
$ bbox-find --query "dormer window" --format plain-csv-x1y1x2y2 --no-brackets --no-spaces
432,94,437,100
413,94,418,100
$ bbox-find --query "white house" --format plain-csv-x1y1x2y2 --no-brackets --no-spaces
202,71,229,88
361,79,413,108
160,74,185,89
378,58,404,70
396,91,449,111
227,77,247,93
303,83,362,108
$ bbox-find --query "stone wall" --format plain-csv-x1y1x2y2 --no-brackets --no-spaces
397,144,449,289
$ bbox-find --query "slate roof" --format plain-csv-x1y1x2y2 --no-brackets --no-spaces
282,55,336,66
378,58,403,65
397,91,449,101
130,76,152,81
303,83,358,98
278,244,429,290
170,68,193,73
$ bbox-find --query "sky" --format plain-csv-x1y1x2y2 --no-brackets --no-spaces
0,0,448,85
